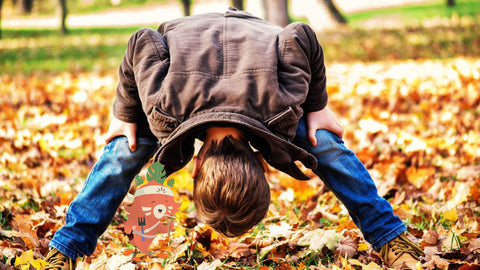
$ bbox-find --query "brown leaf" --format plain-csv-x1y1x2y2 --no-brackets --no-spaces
275,261,293,270
335,237,358,258
228,241,252,258
194,227,212,251
423,255,449,270
468,238,480,253
423,246,441,261
422,230,439,246
11,215,38,249
250,237,274,248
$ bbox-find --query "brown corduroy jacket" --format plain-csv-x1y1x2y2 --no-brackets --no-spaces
112,8,328,180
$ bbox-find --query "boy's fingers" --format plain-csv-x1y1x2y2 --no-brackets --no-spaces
308,127,317,146
126,126,137,152
333,123,344,138
103,117,137,151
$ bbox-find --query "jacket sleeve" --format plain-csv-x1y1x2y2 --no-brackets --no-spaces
112,28,170,123
112,30,143,123
278,22,328,113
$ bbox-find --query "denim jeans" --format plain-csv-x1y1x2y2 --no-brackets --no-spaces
50,120,405,258
293,118,406,250
49,137,158,259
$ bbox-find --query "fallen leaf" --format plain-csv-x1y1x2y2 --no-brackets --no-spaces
197,259,223,270
335,237,358,258
423,255,449,270
228,241,252,258
422,230,439,246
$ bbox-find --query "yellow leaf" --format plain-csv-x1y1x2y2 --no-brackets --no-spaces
31,258,46,270
173,226,186,238
15,250,34,267
442,208,458,222
405,166,435,190
14,250,45,270
357,243,369,252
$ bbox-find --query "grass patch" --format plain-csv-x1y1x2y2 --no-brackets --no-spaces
2,0,171,16
318,20,480,62
1,18,480,74
0,26,154,74
346,0,480,27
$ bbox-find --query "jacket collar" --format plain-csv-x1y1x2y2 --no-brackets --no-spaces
224,6,262,20
153,111,317,180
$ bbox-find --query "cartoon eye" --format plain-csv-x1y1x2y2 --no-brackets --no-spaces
153,204,167,219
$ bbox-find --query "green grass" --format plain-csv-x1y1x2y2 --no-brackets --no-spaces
2,0,480,75
2,0,171,17
0,26,154,74
1,20,479,75
346,0,480,26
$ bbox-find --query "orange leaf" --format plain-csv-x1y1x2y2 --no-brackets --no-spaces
405,166,435,189
12,215,38,249
122,249,134,256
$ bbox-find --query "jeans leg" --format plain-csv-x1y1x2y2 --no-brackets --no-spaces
293,118,406,251
49,137,158,259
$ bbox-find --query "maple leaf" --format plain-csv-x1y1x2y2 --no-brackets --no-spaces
11,215,38,249
297,229,342,251
266,222,293,239
14,250,46,270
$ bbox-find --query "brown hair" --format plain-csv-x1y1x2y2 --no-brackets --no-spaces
193,136,270,237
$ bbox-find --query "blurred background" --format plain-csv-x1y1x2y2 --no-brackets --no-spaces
1,0,479,73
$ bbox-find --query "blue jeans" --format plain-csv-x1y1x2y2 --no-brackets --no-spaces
49,137,158,259
293,118,406,250
49,121,405,258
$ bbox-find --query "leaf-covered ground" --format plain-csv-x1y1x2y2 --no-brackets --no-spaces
1,58,479,269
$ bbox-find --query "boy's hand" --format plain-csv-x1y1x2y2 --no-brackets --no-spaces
105,116,137,151
306,107,344,146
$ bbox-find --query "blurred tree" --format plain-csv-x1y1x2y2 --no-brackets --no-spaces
447,0,455,6
264,0,290,27
179,0,191,16
231,0,244,10
59,0,68,34
0,0,3,39
321,0,346,24
20,0,33,14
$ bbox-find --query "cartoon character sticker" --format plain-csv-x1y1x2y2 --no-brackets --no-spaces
124,162,181,254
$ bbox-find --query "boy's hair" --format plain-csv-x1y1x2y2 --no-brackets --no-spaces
193,136,270,237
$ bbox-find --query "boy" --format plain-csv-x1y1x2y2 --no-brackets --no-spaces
46,8,423,270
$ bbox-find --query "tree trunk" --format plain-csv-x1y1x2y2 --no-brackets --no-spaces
447,0,455,6
58,0,68,34
180,0,191,16
264,0,290,27
20,0,33,14
231,0,244,10
0,0,3,39
321,0,346,24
